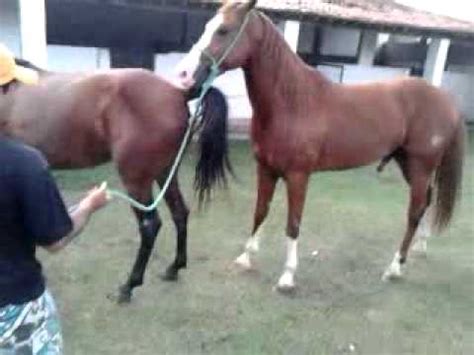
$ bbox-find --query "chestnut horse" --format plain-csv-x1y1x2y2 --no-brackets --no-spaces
177,0,465,291
0,59,231,303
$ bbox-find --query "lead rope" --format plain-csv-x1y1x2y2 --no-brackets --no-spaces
106,12,252,211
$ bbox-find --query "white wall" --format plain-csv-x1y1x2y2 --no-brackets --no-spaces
0,0,110,73
47,45,110,72
442,71,474,122
338,64,410,84
0,0,21,55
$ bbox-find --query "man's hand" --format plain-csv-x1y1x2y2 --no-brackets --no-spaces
80,182,110,212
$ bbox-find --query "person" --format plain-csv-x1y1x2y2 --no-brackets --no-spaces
0,44,110,354
0,43,39,88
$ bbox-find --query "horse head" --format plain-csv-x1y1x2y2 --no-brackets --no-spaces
176,0,259,92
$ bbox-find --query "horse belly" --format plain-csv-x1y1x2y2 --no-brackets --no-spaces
10,107,110,169
318,130,399,171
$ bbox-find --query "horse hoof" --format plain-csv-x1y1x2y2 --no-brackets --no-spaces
381,268,403,282
411,239,428,257
234,253,252,270
161,268,179,282
114,286,132,304
274,283,297,295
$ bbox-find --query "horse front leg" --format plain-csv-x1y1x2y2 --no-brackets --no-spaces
276,172,309,292
234,163,278,269
117,186,161,304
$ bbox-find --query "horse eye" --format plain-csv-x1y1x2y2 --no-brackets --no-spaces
217,28,229,36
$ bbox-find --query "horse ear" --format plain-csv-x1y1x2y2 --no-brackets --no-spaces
224,0,256,15
240,0,257,12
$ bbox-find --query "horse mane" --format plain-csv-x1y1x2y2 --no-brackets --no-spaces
258,13,303,69
248,12,329,112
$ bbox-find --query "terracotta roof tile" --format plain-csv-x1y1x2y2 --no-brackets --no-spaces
191,0,474,38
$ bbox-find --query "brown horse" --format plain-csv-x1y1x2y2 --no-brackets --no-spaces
177,0,465,291
0,59,232,303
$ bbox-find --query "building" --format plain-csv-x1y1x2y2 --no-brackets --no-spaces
1,0,473,134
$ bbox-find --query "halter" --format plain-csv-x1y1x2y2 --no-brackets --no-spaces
187,10,253,113
107,12,253,211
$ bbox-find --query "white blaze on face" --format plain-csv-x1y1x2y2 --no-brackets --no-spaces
174,13,224,89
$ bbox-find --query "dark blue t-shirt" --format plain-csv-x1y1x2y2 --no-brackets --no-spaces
0,137,73,307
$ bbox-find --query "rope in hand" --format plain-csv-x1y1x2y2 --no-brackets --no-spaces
105,12,252,212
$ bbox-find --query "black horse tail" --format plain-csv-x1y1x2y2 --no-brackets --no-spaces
194,87,233,205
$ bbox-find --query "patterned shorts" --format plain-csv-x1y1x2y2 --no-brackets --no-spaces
0,290,62,355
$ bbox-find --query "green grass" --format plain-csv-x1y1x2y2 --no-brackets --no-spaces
42,133,474,355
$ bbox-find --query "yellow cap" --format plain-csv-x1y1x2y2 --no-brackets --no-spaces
0,43,39,86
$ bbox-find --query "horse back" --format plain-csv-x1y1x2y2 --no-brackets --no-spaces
315,77,458,170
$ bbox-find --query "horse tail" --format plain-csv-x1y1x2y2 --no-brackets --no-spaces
193,86,233,205
432,121,466,232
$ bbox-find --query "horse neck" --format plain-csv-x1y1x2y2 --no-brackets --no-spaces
243,14,328,119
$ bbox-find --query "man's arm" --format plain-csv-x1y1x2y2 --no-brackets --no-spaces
44,183,109,253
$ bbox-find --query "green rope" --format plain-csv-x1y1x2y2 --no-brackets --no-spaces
106,13,251,211
106,68,219,212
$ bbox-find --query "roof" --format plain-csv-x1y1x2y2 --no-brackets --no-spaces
190,0,474,39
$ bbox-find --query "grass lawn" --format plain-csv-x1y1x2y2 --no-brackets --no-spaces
43,133,473,355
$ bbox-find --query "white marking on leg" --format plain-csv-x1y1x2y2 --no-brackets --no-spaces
234,236,258,269
277,238,298,289
382,251,403,281
412,207,432,255
234,251,252,269
234,222,265,269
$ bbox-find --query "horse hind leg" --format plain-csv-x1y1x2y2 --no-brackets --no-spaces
117,184,161,304
156,175,190,281
234,164,278,270
393,151,434,255
382,158,432,281
411,186,433,255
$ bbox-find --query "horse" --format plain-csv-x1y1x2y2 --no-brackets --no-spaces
0,58,232,303
176,0,465,292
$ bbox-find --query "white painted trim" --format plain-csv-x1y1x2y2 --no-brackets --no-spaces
283,20,301,53
18,0,47,67
377,33,390,47
358,30,379,66
424,38,451,87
